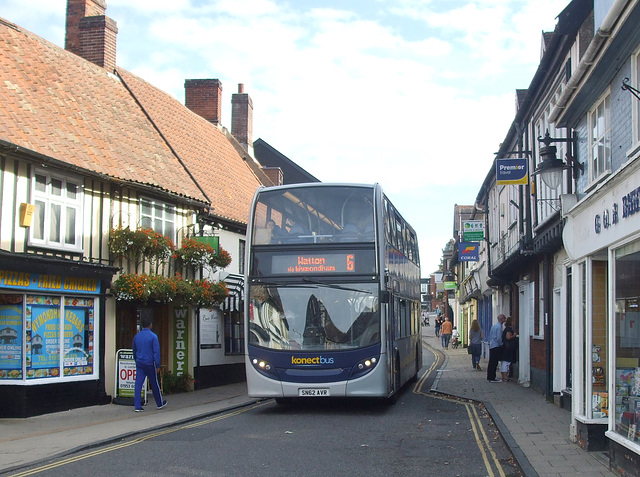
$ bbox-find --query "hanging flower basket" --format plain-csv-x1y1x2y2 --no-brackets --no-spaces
174,237,232,270
111,273,229,307
109,226,175,262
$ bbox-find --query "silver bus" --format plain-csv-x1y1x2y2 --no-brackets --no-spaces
245,183,421,404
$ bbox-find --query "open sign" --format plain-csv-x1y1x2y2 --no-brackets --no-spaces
115,349,145,403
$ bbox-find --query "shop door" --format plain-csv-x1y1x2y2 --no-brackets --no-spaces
116,303,138,351
116,305,169,371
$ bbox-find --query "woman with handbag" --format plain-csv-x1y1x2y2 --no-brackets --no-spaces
500,317,517,382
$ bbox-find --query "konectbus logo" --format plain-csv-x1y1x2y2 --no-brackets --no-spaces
291,355,335,365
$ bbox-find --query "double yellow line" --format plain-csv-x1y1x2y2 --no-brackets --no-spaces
413,344,506,477
9,402,269,477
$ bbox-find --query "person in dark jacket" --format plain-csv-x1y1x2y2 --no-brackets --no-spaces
132,318,167,412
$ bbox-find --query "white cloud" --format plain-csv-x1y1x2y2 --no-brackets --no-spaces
3,0,573,274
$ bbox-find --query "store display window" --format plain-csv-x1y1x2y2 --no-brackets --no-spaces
0,293,95,381
614,241,640,442
0,295,24,379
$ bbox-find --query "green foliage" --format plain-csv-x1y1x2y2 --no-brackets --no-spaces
111,273,229,306
161,370,194,394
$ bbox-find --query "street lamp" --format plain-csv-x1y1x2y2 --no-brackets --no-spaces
534,130,583,190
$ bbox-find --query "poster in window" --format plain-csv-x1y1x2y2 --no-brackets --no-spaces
200,307,222,349
62,297,94,375
27,296,60,377
592,391,609,418
0,295,23,379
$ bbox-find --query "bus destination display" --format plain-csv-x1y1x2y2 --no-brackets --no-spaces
272,253,355,274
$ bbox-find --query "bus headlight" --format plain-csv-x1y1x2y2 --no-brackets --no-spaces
349,356,378,379
251,357,278,378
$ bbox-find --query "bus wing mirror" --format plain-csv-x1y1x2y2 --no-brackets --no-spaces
380,291,390,303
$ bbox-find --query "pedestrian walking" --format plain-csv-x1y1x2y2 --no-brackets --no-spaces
468,319,484,370
435,314,442,337
132,318,167,412
500,317,517,382
451,326,460,348
486,313,506,382
441,316,453,349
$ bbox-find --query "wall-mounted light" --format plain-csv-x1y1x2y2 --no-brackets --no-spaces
533,130,583,190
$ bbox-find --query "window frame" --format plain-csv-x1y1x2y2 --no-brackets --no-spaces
588,90,612,184
28,170,84,253
139,197,176,241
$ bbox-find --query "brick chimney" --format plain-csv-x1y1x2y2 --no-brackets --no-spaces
232,83,254,155
65,0,118,71
184,79,223,125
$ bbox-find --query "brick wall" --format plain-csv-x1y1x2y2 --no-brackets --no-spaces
185,79,223,125
65,0,117,71
232,84,253,149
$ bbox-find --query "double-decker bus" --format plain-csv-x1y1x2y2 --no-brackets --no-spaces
244,183,421,403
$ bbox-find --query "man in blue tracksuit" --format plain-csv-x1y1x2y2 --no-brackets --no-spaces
132,318,167,412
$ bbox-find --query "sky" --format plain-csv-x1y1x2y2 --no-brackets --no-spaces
3,0,571,276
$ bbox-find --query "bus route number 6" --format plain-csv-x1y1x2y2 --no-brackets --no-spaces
346,254,355,271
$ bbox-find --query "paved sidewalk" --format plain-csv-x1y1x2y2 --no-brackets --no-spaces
0,333,617,477
423,331,615,477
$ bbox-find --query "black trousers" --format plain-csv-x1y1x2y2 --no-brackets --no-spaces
487,346,502,381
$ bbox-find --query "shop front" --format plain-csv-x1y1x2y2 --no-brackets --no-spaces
563,161,640,472
0,252,116,417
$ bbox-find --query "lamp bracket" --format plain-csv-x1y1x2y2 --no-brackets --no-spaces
622,77,640,102
537,130,582,179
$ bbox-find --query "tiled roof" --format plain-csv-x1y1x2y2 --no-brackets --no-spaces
0,17,225,207
118,70,263,225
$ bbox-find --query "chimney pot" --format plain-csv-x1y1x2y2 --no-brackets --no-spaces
238,83,244,94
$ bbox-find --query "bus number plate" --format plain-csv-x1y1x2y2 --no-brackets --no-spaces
298,388,330,397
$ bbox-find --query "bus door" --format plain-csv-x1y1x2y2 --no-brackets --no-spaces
386,294,400,394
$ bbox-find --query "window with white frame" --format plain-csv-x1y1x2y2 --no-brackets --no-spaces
30,171,83,252
589,91,611,182
140,198,175,240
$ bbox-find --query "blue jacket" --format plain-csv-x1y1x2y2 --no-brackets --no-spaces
132,328,161,367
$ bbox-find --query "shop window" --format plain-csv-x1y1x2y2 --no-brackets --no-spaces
0,294,95,381
591,261,608,420
588,91,611,183
576,260,609,420
29,171,83,253
0,295,24,379
140,197,175,240
614,241,640,443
